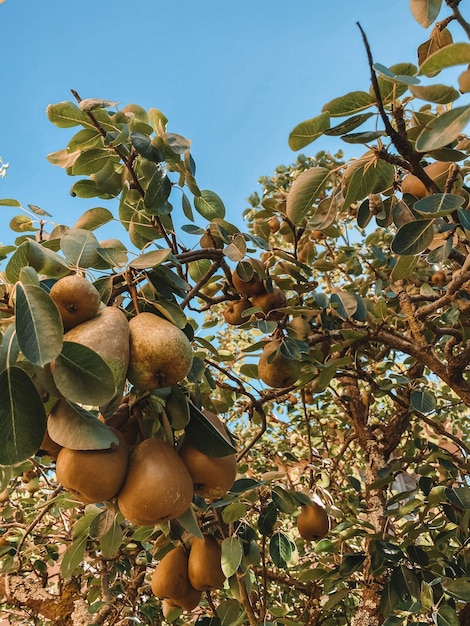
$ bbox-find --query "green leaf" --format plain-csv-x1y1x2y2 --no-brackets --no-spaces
6,240,71,283
373,63,420,85
188,258,212,282
414,193,465,217
269,532,294,568
419,43,470,76
258,502,278,536
0,325,19,371
222,502,248,524
194,190,226,220
410,0,442,27
324,113,374,136
73,207,114,231
341,130,385,144
343,159,394,209
15,283,63,366
330,290,358,319
177,507,204,540
435,605,459,626
60,533,88,577
47,400,119,450
391,220,435,256
131,132,164,163
221,537,243,578
0,198,21,207
309,196,337,230
129,249,171,269
410,391,437,413
144,169,172,213
272,486,298,514
338,553,366,577
442,579,470,601
288,112,330,150
79,98,120,112
46,101,93,129
52,341,117,406
286,167,330,225
60,228,100,268
224,234,247,262
99,516,124,559
322,91,375,117
415,105,470,152
72,149,112,176
184,404,236,457
0,367,47,465
409,83,459,104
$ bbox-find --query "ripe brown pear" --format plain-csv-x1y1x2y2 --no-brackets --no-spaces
50,274,101,329
117,438,193,526
188,534,225,591
151,546,202,611
258,340,301,388
126,312,193,390
231,266,266,297
179,411,237,499
297,502,330,541
401,161,454,199
223,299,252,326
252,288,287,321
55,428,128,504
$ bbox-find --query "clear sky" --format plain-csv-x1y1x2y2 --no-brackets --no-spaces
0,1,459,243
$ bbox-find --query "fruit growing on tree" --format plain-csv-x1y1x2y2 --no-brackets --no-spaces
187,534,225,591
117,437,193,525
49,274,101,329
222,299,252,325
151,545,202,611
296,502,329,541
55,428,128,504
126,312,193,390
258,340,301,388
231,262,266,297
251,287,287,320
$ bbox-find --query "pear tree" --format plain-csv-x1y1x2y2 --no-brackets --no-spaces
0,2,470,625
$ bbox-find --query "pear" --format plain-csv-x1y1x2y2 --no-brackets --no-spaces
151,546,201,611
258,340,301,388
62,306,130,413
188,534,225,591
49,274,101,329
231,266,266,297
55,428,128,504
223,299,252,326
401,161,454,199
117,437,193,526
179,411,237,499
297,502,330,541
251,288,287,321
126,312,193,390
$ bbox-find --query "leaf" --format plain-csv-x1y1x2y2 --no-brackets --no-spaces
0,325,19,371
434,605,459,626
52,342,116,406
288,112,330,150
410,0,442,27
409,83,459,104
419,43,470,76
72,149,112,176
60,533,88,578
330,290,358,319
272,486,298,514
324,113,374,136
373,63,420,85
414,193,465,217
338,553,366,577
129,249,171,269
309,196,337,230
47,400,119,450
391,220,435,256
46,101,93,129
224,234,247,262
99,516,124,559
184,404,236,457
415,105,470,152
194,190,226,220
322,91,375,117
79,98,120,112
6,240,71,283
269,532,294,568
131,132,164,163
391,255,418,280
60,228,100,268
0,367,47,465
221,537,243,578
258,502,278,535
222,502,247,524
144,169,172,213
442,579,470,601
286,167,330,225
177,507,204,539
15,283,63,366
73,207,114,231
0,198,21,207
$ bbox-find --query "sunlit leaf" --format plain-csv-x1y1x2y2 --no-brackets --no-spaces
324,113,373,136
129,249,171,269
60,228,100,268
309,196,337,230
415,105,470,152
286,167,330,225
60,533,88,577
288,112,330,150
221,537,243,578
15,283,63,366
419,43,470,76
410,0,442,27
373,63,420,85
79,98,120,112
322,91,375,117
409,83,459,104
99,516,124,559
176,507,204,540
194,190,226,220
73,207,114,230
0,367,47,465
46,101,93,129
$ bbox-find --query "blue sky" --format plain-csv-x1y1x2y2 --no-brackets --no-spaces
0,1,455,244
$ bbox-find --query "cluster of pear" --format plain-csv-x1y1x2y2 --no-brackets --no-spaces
401,160,468,202
151,534,225,612
46,273,237,523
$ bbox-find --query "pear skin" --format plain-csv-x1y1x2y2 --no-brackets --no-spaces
188,534,225,591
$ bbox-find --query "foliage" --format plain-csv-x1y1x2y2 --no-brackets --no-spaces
0,2,470,626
